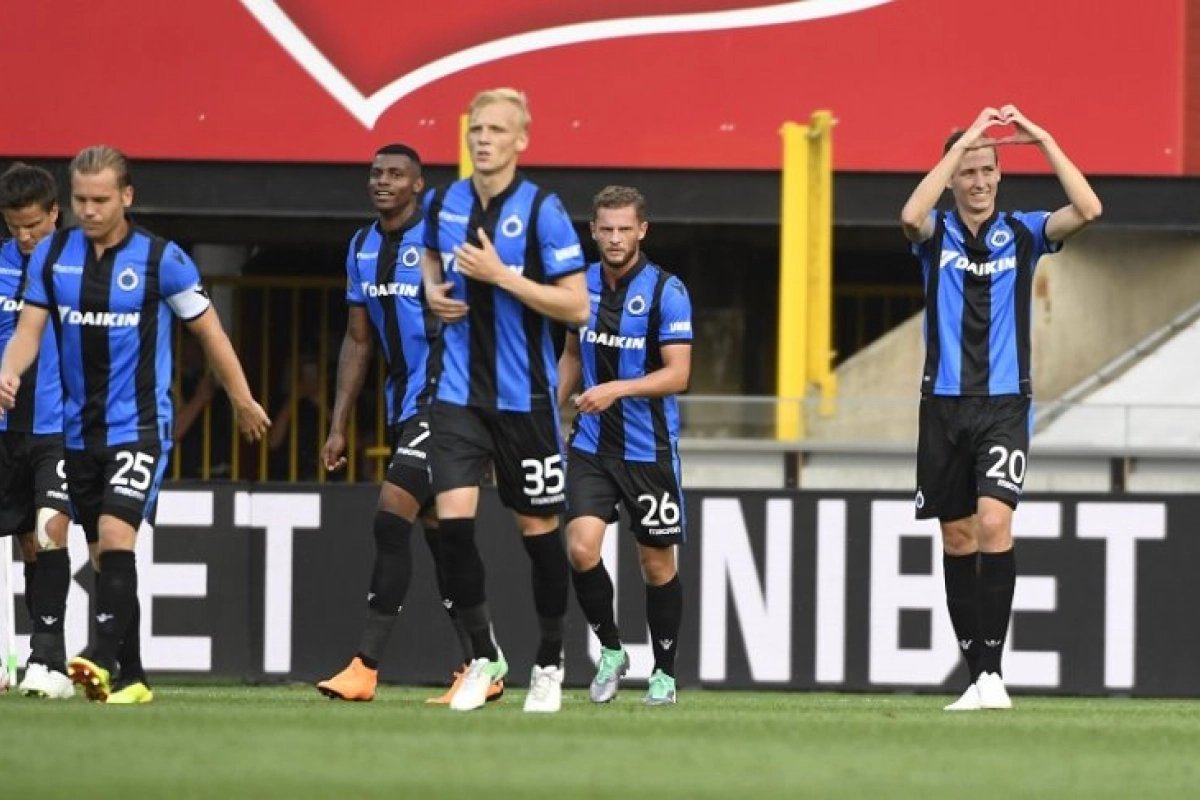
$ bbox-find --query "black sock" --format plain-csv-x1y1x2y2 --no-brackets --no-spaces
439,519,495,660
646,574,683,677
457,603,499,662
978,549,1016,677
367,510,414,614
29,549,69,672
571,561,621,650
23,560,37,620
355,511,415,668
93,551,137,672
943,551,982,681
522,529,568,667
117,595,145,685
356,608,396,671
424,527,472,662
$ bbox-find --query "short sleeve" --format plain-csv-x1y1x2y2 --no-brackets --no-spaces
537,194,585,280
161,242,211,321
421,189,439,250
1011,210,1063,256
20,237,52,308
345,234,365,305
658,276,693,344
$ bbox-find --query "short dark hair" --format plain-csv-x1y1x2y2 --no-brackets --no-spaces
0,163,58,213
944,129,966,154
375,144,422,172
592,185,646,222
944,128,998,162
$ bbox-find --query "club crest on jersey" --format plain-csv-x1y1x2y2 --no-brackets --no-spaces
117,267,140,291
500,213,524,238
626,295,648,315
400,246,421,268
988,229,1012,248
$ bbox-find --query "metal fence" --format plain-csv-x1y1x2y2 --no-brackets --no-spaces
174,276,1196,482
172,275,393,483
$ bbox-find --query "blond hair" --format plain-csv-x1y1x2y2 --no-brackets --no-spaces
70,145,132,189
468,88,531,131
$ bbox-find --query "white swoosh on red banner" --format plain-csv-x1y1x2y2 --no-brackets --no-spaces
240,0,895,129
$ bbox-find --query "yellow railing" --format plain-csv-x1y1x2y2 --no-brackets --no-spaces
776,110,836,440
170,275,392,483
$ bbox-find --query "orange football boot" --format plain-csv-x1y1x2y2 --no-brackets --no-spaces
317,657,378,701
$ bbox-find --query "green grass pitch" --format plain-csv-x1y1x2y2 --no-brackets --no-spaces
3,685,1199,799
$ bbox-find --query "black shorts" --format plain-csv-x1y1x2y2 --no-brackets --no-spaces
916,395,1031,521
384,416,434,512
67,442,169,543
428,401,565,515
0,432,70,537
565,448,686,547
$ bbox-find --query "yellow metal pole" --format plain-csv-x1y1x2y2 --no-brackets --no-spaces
317,288,329,484
807,110,838,415
258,290,271,481
201,389,211,480
459,114,471,179
231,285,242,481
776,121,809,440
288,288,300,482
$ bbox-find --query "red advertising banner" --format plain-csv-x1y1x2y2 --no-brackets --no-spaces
0,0,1182,174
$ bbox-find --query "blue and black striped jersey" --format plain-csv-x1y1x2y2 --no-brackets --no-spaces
570,257,692,462
0,239,62,434
345,215,434,426
912,209,1061,396
23,226,210,449
423,175,585,411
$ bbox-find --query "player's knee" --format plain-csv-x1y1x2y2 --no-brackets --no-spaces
97,514,138,551
939,518,977,554
975,496,1012,536
566,537,600,572
16,532,39,562
976,510,1013,549
37,508,69,549
437,518,478,566
638,546,676,585
373,510,412,555
378,476,421,520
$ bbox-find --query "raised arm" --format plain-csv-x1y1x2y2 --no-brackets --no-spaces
999,104,1102,242
901,107,1004,242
